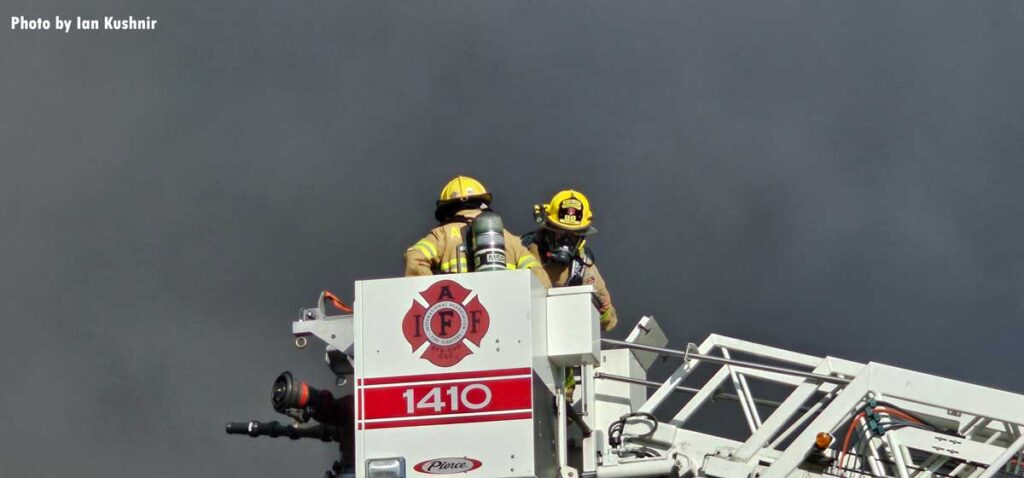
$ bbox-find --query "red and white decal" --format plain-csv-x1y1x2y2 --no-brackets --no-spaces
402,280,490,367
414,457,483,474
358,367,532,430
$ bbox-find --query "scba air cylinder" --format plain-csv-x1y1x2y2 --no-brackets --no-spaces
471,211,506,272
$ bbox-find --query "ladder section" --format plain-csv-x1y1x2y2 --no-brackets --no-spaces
594,334,1024,478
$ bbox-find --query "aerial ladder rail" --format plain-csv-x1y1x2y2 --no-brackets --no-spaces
587,332,1024,478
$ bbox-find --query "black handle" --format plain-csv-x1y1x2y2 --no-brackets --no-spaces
226,420,337,442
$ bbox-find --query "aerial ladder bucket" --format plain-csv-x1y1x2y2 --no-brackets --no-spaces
227,271,1024,478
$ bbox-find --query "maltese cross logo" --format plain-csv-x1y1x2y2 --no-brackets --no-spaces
402,280,491,367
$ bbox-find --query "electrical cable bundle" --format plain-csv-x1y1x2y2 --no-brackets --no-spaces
607,412,661,458
836,400,945,471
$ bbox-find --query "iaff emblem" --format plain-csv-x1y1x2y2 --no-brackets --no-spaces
402,280,491,367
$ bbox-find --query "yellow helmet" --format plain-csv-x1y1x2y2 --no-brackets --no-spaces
435,176,493,221
437,175,492,205
534,189,596,234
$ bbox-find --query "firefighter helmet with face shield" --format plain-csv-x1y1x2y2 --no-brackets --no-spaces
435,175,493,222
535,189,595,234
533,190,596,263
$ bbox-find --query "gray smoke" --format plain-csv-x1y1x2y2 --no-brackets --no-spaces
2,1,1023,476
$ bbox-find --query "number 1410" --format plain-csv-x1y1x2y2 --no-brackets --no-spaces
401,384,492,414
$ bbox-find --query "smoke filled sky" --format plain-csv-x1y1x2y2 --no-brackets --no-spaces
2,1,1023,476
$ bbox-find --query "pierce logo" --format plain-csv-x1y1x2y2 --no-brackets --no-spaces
402,280,490,367
413,457,483,474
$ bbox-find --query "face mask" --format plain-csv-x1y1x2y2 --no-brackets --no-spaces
543,230,582,264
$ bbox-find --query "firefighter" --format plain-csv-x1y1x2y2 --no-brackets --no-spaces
524,189,617,401
404,176,552,287
523,189,618,331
